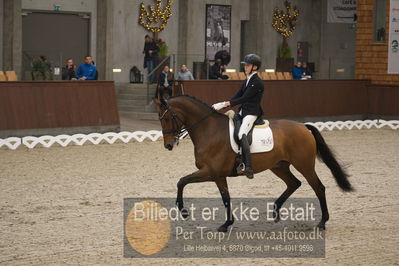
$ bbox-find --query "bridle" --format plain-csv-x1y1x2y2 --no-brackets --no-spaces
158,103,216,144
158,106,186,143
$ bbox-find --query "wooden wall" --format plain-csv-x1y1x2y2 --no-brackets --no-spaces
356,0,399,84
0,81,120,130
368,84,399,116
176,80,399,119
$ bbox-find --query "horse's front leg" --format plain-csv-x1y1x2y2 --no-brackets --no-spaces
215,177,234,232
176,169,213,218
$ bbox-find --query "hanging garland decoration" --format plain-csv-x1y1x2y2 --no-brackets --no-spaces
139,0,173,33
272,1,299,38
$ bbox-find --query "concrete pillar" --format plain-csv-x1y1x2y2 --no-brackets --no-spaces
2,0,22,77
243,0,266,60
177,0,188,69
96,0,113,80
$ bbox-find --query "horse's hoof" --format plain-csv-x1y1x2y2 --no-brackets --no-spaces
217,225,228,232
180,207,190,219
246,173,254,179
317,223,326,230
245,170,254,179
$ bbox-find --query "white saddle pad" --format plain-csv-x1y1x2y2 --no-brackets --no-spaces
229,119,274,154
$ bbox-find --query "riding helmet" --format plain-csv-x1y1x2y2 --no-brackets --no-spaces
241,54,262,69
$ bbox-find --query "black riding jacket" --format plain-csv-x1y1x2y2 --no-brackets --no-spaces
230,73,264,117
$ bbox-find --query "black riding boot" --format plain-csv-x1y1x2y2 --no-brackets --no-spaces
236,134,254,179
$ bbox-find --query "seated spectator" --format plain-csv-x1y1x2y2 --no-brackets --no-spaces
76,56,97,80
156,65,174,99
176,64,194,80
292,61,304,80
62,58,76,80
302,62,312,78
209,59,228,80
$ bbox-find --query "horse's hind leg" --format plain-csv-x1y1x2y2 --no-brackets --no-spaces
294,164,330,229
271,161,302,222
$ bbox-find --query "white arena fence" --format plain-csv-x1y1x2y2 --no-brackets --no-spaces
1,120,398,150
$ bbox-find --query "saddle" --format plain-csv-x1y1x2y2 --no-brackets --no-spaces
232,113,265,145
225,111,272,177
224,110,273,155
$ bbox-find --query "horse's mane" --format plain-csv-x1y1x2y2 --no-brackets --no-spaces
169,95,226,117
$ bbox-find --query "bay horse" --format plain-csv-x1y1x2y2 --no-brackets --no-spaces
154,95,353,232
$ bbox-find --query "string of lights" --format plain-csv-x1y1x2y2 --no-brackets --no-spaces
272,1,299,38
138,0,173,33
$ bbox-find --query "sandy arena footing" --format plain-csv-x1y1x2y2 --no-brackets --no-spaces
0,129,398,265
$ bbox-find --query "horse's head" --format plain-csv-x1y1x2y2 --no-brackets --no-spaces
153,98,184,151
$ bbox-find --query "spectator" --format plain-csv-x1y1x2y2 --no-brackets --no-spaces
209,59,228,80
302,62,312,78
292,61,304,80
156,65,174,99
214,50,231,66
176,64,194,80
76,56,97,80
62,58,76,80
143,35,160,83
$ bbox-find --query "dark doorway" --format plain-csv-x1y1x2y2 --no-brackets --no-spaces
22,11,90,80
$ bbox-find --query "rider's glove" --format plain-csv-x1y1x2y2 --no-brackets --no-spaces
212,102,227,110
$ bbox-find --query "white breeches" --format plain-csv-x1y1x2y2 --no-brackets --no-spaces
238,115,257,139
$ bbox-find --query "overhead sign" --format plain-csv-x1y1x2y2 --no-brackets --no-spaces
327,0,357,23
388,0,399,74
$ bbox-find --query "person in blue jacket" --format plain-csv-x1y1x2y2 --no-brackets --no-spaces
292,61,304,80
76,56,97,80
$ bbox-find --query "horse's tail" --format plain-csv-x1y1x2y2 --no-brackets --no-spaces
305,124,353,192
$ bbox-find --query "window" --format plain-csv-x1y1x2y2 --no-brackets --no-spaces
374,0,387,43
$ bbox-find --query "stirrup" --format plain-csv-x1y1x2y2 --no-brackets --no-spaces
236,162,245,175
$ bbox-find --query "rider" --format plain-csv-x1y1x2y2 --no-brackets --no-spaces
212,54,264,179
